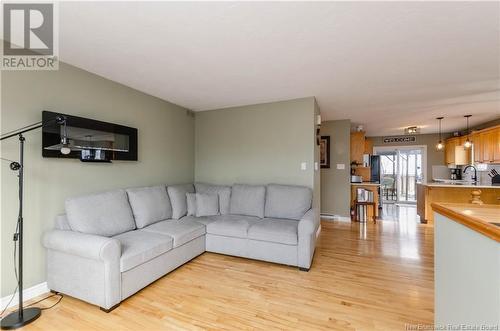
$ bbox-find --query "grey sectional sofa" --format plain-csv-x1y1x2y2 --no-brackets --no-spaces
43,183,319,312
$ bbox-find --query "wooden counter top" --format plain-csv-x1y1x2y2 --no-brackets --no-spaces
432,203,500,243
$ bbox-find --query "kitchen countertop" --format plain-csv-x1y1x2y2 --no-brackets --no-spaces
419,182,500,189
432,202,500,242
350,182,381,186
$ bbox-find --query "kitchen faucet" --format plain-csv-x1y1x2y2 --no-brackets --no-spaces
463,165,478,183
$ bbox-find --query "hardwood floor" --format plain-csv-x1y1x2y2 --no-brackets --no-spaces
17,209,434,330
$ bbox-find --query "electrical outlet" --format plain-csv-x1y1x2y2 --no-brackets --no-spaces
336,163,345,170
301,162,307,170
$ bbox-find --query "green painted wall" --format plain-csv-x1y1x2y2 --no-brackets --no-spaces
320,120,351,217
1,63,195,296
195,97,317,189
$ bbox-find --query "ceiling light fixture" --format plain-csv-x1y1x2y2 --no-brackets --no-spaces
463,115,472,149
405,126,419,135
436,117,444,151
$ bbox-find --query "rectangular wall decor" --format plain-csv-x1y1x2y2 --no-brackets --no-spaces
383,136,417,144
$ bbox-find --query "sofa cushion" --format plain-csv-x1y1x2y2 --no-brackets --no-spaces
126,186,172,228
195,183,231,215
65,189,136,237
265,184,312,220
186,193,196,216
206,215,262,239
181,215,217,226
248,218,298,245
113,230,173,272
141,219,205,248
167,184,194,219
196,193,219,217
229,184,266,218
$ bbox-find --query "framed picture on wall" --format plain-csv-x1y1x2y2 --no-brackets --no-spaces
320,136,330,168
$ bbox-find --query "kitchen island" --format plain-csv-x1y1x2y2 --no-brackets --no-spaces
416,182,500,223
432,203,500,328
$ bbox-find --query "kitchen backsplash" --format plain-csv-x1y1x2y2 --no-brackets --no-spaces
479,164,500,185
433,164,500,185
463,164,500,184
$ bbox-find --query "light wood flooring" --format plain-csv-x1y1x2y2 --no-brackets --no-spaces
15,205,434,330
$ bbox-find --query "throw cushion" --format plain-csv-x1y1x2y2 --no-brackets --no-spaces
186,193,197,216
65,189,136,237
126,186,172,228
264,184,312,220
195,193,219,217
167,184,194,219
229,184,266,218
195,183,231,214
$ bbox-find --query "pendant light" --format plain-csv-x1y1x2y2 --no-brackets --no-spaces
463,115,472,149
436,117,444,151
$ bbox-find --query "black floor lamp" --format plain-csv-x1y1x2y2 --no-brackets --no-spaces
0,114,70,330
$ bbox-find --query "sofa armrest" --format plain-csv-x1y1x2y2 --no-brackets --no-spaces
298,208,318,235
43,230,121,261
43,229,122,310
297,208,319,269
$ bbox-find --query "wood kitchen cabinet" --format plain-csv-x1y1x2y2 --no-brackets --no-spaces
350,132,365,165
471,125,500,164
444,136,470,165
350,132,374,181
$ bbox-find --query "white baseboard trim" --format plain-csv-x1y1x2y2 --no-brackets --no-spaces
1,282,49,311
321,213,351,222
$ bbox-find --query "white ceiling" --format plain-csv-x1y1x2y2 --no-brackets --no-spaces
59,1,500,136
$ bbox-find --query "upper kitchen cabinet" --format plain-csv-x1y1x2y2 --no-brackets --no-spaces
350,131,374,164
472,125,500,164
444,136,470,166
350,131,366,165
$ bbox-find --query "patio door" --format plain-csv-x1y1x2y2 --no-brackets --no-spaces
375,146,426,204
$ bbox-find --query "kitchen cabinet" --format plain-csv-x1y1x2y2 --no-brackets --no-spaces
472,132,482,163
444,137,470,165
350,132,374,181
471,125,500,164
350,132,365,165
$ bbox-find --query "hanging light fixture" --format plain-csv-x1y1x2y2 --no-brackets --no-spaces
463,115,472,149
436,117,444,151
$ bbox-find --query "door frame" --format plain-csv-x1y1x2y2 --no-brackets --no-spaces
373,145,428,203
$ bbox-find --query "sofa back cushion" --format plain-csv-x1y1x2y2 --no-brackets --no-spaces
195,183,231,214
126,186,172,228
167,184,194,219
54,214,71,231
265,184,312,220
65,189,136,237
230,184,266,218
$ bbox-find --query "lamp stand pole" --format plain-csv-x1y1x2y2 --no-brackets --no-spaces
1,134,41,330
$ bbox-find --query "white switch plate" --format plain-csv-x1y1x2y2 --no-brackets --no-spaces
301,162,307,170
314,162,319,171
336,163,345,170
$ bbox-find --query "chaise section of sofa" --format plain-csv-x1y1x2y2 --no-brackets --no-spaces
205,184,318,269
43,182,319,312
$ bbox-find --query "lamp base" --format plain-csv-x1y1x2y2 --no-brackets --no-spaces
1,307,41,330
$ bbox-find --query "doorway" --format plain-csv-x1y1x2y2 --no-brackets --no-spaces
373,146,426,205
